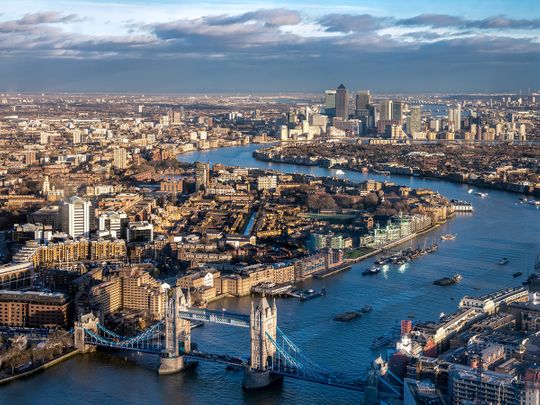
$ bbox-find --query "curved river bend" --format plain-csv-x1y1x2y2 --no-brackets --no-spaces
2,144,539,404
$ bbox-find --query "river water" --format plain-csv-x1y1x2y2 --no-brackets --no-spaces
2,144,539,404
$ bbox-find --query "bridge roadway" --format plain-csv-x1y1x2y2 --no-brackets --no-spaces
179,308,250,328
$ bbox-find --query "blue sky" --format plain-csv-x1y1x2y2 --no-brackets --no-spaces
0,0,538,93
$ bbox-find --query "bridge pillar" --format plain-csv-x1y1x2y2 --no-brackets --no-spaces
159,287,190,375
243,296,282,390
74,313,98,353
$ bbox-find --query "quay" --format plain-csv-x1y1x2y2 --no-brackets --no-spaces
313,263,352,279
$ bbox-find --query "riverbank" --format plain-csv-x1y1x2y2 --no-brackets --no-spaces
0,349,79,385
253,148,539,197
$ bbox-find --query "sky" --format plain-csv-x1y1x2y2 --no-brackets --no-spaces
0,0,539,93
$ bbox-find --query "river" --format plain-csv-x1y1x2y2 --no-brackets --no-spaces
2,144,539,404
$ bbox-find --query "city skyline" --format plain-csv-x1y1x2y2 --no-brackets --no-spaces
0,0,539,93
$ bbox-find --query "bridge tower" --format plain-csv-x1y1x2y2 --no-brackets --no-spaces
243,295,282,390
158,287,191,374
74,313,99,353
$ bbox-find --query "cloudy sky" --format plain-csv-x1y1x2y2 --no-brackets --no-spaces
0,0,539,93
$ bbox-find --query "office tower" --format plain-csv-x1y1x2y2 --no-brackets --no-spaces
324,90,336,117
355,91,371,113
380,100,393,121
62,196,92,238
335,84,349,120
287,109,297,125
448,104,462,131
195,162,210,190
280,125,289,141
408,106,422,134
392,101,404,124
368,105,378,130
138,105,143,113
127,221,154,243
113,147,128,169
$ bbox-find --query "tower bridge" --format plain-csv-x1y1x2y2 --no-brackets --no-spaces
74,288,400,399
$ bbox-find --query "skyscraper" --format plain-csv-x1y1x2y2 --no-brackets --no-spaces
448,104,462,131
195,162,210,190
408,106,422,134
380,100,393,121
335,84,349,120
392,101,404,124
355,90,371,113
62,196,92,238
324,90,336,117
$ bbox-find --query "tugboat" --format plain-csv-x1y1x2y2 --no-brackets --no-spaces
497,258,509,265
362,266,381,276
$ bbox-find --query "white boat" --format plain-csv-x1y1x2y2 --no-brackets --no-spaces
441,233,457,241
468,189,474,194
475,192,488,198
335,169,345,175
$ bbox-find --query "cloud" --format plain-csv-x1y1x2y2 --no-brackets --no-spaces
0,7,538,92
398,13,540,29
207,8,302,27
17,11,82,25
318,14,390,33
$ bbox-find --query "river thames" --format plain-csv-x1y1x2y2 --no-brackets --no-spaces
2,144,539,404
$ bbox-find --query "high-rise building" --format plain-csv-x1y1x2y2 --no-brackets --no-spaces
195,162,210,190
62,196,92,238
355,90,371,113
392,101,404,124
380,100,393,121
448,104,462,131
324,90,336,117
25,150,37,165
408,106,422,134
113,147,128,169
335,84,349,120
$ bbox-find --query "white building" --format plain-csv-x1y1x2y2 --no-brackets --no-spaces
62,196,92,238
257,175,277,191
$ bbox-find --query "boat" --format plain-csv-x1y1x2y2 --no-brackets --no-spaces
475,191,488,198
369,335,394,349
362,266,381,276
300,288,326,301
333,311,361,322
513,272,523,278
434,273,462,286
335,169,345,175
497,258,509,265
441,234,457,241
360,305,373,313
468,189,474,194
190,320,204,329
